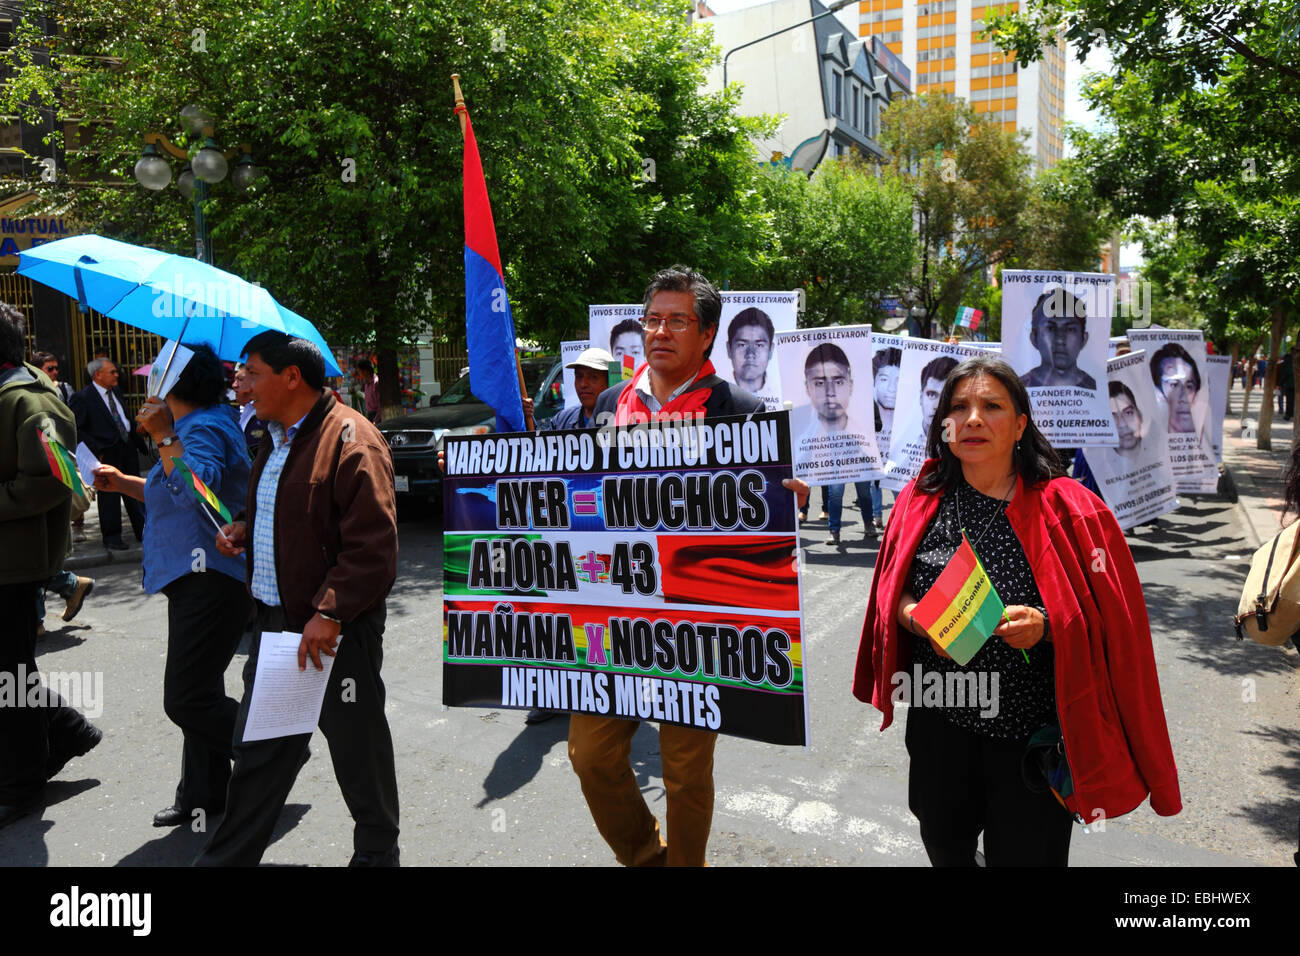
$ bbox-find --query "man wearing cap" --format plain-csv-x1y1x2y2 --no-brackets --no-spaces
545,347,614,431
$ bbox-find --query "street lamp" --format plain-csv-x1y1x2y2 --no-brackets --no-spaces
722,0,855,88
132,104,260,264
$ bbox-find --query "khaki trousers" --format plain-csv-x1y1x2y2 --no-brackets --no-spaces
568,714,717,867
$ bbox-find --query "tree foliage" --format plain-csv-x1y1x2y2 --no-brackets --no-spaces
735,157,916,328
877,94,1033,337
1,0,776,403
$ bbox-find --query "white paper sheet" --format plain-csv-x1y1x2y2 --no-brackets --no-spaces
147,339,195,399
75,442,101,488
242,631,338,742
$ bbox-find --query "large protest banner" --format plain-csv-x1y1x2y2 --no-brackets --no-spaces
442,412,809,746
590,293,799,411
1127,328,1218,493
774,324,883,484
881,338,986,492
871,332,908,463
1206,354,1232,464
1001,270,1117,447
1082,351,1180,531
560,340,589,409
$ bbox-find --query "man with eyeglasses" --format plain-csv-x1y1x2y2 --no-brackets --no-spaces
570,265,806,867
724,308,774,394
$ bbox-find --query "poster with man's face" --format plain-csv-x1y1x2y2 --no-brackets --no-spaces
713,292,799,410
590,292,799,410
774,325,882,484
588,305,646,373
1206,355,1232,464
1001,270,1117,447
1126,328,1218,493
870,333,908,462
880,339,987,492
1082,351,1179,530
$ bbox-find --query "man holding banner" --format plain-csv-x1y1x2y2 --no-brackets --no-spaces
570,266,765,867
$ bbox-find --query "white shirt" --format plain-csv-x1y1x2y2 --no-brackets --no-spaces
93,381,128,430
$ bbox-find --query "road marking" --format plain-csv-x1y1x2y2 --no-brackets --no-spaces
718,785,923,858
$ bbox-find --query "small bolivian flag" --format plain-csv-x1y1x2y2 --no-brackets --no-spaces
621,354,635,381
910,530,1005,665
170,456,232,524
38,429,84,494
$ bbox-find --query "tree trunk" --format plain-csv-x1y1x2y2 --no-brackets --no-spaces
1292,344,1300,450
1256,308,1285,450
377,346,402,422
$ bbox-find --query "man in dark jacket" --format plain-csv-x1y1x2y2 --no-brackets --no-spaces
68,357,146,550
198,330,400,866
568,266,765,867
0,302,101,829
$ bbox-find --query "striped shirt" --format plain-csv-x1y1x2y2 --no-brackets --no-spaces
250,413,307,606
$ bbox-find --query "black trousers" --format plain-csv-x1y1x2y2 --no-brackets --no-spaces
0,582,97,804
96,441,145,543
905,704,1074,867
195,602,400,866
161,571,251,813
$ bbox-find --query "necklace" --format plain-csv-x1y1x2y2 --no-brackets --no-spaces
955,474,1016,552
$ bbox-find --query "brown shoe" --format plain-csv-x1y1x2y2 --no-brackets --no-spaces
62,577,94,622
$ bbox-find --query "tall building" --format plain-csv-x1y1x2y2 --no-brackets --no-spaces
858,0,1065,168
703,0,907,175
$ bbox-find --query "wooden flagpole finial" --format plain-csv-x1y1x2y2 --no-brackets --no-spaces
452,74,467,134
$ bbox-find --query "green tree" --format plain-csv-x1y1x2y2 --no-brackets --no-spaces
877,94,1033,338
1013,155,1112,272
2,0,775,413
736,157,916,328
990,1,1300,445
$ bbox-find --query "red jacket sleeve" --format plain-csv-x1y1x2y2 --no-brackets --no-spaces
1064,491,1182,816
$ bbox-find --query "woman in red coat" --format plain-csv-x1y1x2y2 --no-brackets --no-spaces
854,356,1180,866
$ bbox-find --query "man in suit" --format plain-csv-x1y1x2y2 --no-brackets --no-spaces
68,357,146,550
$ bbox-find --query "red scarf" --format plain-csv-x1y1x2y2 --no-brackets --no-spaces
614,360,717,425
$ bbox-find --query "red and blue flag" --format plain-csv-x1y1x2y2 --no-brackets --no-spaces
458,101,525,433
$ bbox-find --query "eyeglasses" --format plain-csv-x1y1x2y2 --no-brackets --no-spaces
640,313,698,333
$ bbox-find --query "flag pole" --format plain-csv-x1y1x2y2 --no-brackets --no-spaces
452,73,534,432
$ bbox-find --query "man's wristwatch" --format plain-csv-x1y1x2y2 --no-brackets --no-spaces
317,611,341,625
158,434,179,448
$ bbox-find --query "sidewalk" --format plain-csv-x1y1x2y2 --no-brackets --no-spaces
1222,385,1293,549
62,491,144,572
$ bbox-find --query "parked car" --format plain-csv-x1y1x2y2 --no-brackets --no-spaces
378,355,563,502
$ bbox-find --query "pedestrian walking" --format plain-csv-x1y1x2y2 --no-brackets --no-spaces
198,331,400,866
68,357,147,550
853,355,1180,866
354,359,381,423
92,344,253,829
0,302,102,829
29,351,94,636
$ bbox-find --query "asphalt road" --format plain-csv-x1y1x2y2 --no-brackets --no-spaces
2,495,1295,867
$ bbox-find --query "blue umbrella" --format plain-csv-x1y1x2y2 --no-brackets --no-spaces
18,234,343,376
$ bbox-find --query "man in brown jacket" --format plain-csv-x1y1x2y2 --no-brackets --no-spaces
198,330,400,866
